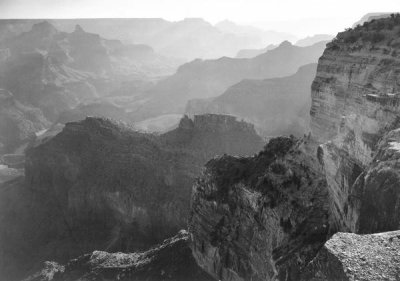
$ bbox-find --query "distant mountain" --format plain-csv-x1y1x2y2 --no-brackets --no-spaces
0,89,49,154
0,21,180,154
0,18,294,61
235,44,277,58
129,41,327,121
216,20,296,45
295,34,334,46
186,63,317,137
352,13,393,27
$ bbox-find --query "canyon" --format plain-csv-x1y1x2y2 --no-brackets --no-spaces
1,13,400,281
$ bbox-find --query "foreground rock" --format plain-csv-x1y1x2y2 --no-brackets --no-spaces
189,136,331,281
0,114,263,281
25,230,214,281
303,231,400,281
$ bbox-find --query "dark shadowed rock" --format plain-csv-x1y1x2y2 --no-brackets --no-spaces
0,115,263,281
189,136,332,281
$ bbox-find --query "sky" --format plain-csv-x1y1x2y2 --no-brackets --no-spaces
0,0,399,37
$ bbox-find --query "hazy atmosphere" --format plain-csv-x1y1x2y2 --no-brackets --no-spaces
0,0,399,36
0,0,400,280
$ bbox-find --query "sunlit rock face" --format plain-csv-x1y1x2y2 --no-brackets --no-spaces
302,230,400,281
310,16,400,232
189,137,331,281
0,114,263,281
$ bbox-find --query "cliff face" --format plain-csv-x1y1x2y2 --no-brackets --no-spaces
189,16,400,281
0,114,263,281
189,137,331,281
310,15,400,232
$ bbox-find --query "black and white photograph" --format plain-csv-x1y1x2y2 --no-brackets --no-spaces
0,0,399,280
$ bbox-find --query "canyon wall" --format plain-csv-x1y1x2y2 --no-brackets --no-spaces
189,15,400,280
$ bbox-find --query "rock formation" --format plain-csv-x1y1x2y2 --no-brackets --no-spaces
189,15,400,280
310,14,400,232
189,136,332,280
0,114,263,281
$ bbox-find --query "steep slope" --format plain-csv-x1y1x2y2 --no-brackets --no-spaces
310,14,400,232
189,15,400,281
189,136,331,281
25,231,214,281
130,41,327,121
0,115,263,281
186,63,317,137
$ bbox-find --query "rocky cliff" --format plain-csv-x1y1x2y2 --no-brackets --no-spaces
189,136,332,280
189,15,400,280
0,114,263,281
310,14,400,232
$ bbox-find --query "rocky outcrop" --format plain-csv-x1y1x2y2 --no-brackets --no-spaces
0,115,263,281
302,231,400,280
186,63,317,137
189,136,332,281
25,230,214,281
